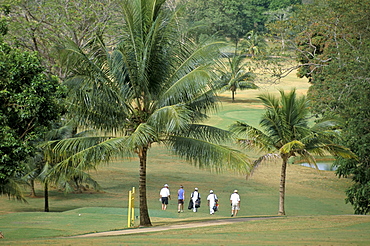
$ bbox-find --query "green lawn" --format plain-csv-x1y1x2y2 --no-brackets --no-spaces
1,72,369,245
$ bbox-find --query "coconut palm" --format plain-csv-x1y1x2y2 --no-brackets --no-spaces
54,0,251,226
25,122,101,212
215,53,258,102
240,30,267,58
230,89,355,215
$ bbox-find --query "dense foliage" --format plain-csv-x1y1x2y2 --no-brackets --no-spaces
0,36,63,200
283,0,370,214
2,0,122,77
184,0,301,44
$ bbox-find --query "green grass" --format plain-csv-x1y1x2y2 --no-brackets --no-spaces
1,72,369,245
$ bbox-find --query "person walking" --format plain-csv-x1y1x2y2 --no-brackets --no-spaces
230,189,240,217
177,185,185,213
207,190,218,215
160,184,171,210
191,188,201,212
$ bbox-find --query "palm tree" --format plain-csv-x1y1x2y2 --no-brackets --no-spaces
240,30,267,58
25,122,101,212
54,0,251,226
230,89,355,215
215,53,258,102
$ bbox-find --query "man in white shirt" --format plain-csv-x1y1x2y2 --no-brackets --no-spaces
191,188,200,212
160,184,171,210
230,190,240,217
207,190,218,215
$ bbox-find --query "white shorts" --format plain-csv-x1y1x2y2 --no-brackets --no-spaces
232,203,240,210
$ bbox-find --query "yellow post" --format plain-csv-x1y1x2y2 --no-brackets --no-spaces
127,187,135,227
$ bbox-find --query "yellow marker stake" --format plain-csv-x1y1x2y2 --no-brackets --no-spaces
127,187,135,227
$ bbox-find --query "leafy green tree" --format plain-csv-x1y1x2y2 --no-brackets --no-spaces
215,53,258,102
0,29,63,201
2,0,121,77
54,0,251,226
279,0,370,214
230,89,354,215
269,0,302,10
184,0,266,45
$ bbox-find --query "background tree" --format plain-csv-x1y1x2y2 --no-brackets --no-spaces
184,0,302,45
230,89,354,215
23,121,101,211
2,0,121,77
184,0,266,46
269,0,302,9
54,0,251,227
0,14,64,200
278,0,370,214
239,30,268,58
215,53,258,102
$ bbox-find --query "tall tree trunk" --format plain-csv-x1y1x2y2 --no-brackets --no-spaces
278,156,288,215
138,146,152,226
30,179,36,197
44,182,49,212
232,89,235,102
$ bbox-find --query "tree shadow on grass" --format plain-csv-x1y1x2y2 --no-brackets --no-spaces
217,96,260,104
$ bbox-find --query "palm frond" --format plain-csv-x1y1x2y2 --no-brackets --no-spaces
159,67,212,107
181,124,234,143
279,140,305,154
148,104,192,134
168,41,224,84
50,136,112,157
168,136,251,174
46,135,137,184
59,36,133,132
126,123,158,149
311,119,344,131
51,167,101,193
0,178,28,202
186,88,220,121
295,149,318,167
323,144,357,160
229,121,275,152
251,153,281,177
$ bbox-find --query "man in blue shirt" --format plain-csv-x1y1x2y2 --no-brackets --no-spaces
177,185,185,213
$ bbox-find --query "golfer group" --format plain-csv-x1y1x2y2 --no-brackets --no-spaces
159,184,241,217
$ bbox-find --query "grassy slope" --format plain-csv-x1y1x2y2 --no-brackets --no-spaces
1,72,370,245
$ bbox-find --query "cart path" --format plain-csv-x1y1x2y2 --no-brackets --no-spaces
70,216,280,238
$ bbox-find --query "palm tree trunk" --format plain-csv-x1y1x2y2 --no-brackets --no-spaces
44,182,49,212
278,156,288,215
30,179,36,197
138,146,152,226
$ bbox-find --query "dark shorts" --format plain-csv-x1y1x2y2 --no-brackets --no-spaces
178,199,184,204
161,197,169,205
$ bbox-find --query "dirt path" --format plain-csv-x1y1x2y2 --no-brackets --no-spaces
71,216,280,238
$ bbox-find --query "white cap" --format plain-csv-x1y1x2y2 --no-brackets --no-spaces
164,184,169,187
210,190,213,193
234,190,238,193
194,187,198,190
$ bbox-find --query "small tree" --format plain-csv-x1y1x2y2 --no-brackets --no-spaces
230,89,355,215
215,53,258,102
25,122,101,211
240,30,267,58
0,21,63,200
